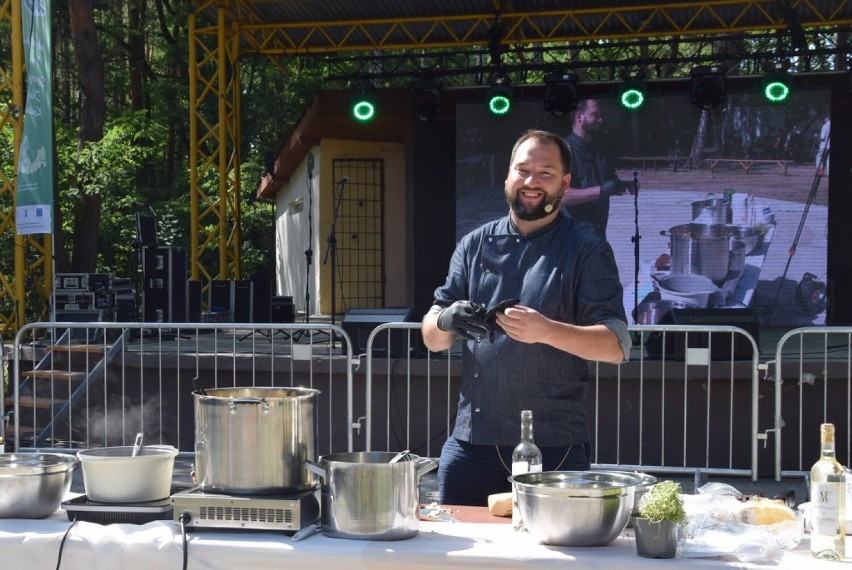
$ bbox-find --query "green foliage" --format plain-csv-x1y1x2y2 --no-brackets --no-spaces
638,480,686,524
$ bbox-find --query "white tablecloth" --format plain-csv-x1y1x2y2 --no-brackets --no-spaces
0,508,839,570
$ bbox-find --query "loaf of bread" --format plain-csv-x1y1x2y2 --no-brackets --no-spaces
487,492,513,517
730,497,796,526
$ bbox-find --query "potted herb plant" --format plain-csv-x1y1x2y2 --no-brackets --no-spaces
633,480,686,559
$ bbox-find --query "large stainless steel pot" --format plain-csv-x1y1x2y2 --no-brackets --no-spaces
305,451,438,540
691,193,731,224
667,223,731,284
194,386,320,494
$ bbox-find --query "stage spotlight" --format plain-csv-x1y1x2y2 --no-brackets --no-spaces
762,69,791,104
410,78,443,122
543,71,579,117
619,72,646,110
486,75,513,116
690,65,727,110
351,89,377,122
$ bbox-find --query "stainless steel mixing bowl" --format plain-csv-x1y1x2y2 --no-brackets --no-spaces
510,470,641,546
0,453,78,518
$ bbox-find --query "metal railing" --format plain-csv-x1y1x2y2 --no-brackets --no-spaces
360,322,762,483
11,320,851,482
11,322,355,455
772,327,852,480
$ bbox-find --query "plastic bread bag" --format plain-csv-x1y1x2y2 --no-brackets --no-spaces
680,494,801,563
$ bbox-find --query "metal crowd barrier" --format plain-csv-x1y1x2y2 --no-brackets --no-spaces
361,322,762,483
10,322,355,455
772,327,852,480
12,320,851,483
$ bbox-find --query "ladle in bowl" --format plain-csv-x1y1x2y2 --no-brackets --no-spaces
131,432,144,457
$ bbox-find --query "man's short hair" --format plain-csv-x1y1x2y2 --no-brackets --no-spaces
510,129,572,173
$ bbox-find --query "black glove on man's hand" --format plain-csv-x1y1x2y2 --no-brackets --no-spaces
437,301,489,341
600,179,628,198
485,298,520,343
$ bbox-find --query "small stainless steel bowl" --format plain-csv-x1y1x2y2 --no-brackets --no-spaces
0,453,78,518
510,471,641,546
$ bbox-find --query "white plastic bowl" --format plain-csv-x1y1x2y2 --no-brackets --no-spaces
77,445,178,503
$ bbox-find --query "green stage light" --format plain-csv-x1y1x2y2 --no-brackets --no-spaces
763,73,791,103
351,91,377,122
487,86,512,116
618,73,646,110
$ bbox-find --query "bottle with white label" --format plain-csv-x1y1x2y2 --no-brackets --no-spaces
511,410,542,531
810,422,846,560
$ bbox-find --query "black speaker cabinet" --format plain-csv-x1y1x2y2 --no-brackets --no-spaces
233,280,253,323
187,280,202,322
645,307,760,361
209,280,233,313
142,246,187,323
270,296,295,324
136,214,157,247
252,281,272,323
342,307,415,358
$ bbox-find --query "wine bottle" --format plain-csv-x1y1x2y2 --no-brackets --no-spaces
511,410,542,531
810,422,846,560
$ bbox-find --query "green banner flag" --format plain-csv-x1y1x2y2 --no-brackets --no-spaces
15,0,54,235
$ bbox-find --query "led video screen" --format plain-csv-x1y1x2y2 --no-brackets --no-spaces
455,89,830,328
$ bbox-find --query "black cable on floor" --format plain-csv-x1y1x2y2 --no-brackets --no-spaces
56,518,79,570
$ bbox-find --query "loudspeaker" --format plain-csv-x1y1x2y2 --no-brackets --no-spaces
342,307,415,358
645,307,760,361
251,281,271,323
142,246,187,322
187,280,202,322
209,280,233,313
270,296,295,324
136,214,157,247
233,280,253,323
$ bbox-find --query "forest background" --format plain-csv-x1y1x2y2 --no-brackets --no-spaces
1,0,327,298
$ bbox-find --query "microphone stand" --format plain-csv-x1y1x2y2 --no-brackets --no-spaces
302,163,315,325
630,170,641,323
323,177,348,334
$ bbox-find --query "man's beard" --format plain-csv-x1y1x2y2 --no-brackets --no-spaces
507,191,558,221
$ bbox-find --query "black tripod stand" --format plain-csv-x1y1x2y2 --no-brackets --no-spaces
629,170,641,323
768,148,829,324
323,176,348,340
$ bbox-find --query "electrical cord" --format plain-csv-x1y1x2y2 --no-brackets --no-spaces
56,518,79,569
178,512,192,570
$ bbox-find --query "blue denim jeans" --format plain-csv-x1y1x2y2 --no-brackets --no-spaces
437,436,592,506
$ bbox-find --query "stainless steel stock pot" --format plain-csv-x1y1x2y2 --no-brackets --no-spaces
193,386,320,494
305,451,438,540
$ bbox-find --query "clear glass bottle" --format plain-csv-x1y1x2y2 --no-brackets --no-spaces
810,423,846,560
511,410,542,530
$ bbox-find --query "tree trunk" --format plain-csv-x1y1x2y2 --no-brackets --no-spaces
68,0,106,272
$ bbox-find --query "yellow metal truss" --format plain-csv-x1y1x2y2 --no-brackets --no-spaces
0,0,51,336
189,4,242,282
192,0,852,56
